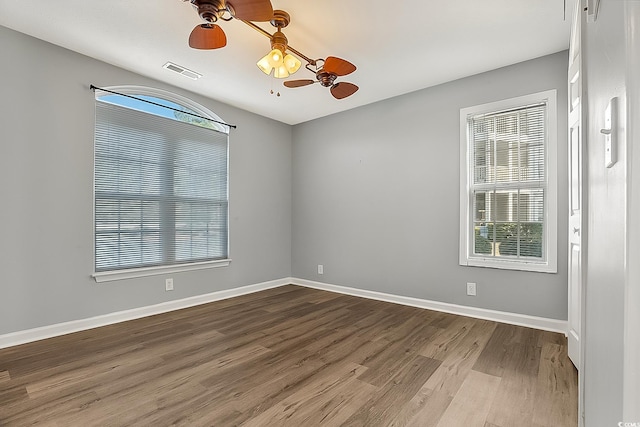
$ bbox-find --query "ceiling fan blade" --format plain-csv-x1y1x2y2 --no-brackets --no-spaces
323,56,356,76
284,79,316,88
330,82,359,99
225,0,273,21
189,24,227,49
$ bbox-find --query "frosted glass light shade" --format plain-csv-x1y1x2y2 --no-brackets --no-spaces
283,54,301,74
266,49,283,67
256,49,301,78
273,64,289,78
256,55,272,74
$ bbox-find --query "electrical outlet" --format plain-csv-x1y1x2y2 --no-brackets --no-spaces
466,282,477,296
317,264,324,275
165,278,174,291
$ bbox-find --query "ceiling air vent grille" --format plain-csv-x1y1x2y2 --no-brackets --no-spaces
163,62,202,80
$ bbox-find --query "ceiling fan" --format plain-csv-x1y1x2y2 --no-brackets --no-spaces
284,57,359,99
184,1,359,100
187,0,274,49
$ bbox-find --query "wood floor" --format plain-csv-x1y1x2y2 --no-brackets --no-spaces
0,285,577,426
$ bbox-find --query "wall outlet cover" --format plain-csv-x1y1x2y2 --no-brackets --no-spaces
466,282,477,296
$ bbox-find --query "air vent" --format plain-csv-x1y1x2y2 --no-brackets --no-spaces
163,62,202,80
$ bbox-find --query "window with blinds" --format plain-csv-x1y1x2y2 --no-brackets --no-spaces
93,89,229,277
459,91,557,273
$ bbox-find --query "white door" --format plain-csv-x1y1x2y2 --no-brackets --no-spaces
567,0,584,371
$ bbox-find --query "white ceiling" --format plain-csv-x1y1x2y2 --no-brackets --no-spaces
0,0,572,125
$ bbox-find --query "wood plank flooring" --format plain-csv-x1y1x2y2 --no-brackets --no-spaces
0,285,578,426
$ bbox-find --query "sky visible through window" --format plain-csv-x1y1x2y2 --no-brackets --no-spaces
99,94,196,120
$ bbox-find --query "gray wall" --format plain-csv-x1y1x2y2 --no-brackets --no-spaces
0,26,292,336
292,51,569,320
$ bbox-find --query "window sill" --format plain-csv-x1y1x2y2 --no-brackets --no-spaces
92,259,232,283
461,257,557,273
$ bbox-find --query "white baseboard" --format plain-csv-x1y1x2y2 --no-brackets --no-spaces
0,276,567,350
291,278,568,335
0,278,290,350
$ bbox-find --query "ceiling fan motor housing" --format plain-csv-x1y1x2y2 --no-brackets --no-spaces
192,0,224,22
317,71,337,87
270,10,291,28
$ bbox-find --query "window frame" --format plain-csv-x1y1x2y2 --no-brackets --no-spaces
91,85,231,283
459,90,558,273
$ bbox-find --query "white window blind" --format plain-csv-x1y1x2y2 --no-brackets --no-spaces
94,98,229,273
460,90,557,273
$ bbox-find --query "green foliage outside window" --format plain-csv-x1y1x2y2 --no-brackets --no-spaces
474,229,492,254
474,223,543,258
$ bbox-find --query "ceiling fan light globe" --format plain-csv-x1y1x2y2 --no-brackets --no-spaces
256,54,273,75
274,64,290,79
283,54,301,74
267,49,284,68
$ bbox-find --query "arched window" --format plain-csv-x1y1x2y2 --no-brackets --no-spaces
92,86,229,281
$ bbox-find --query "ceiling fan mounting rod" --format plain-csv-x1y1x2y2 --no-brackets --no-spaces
287,46,317,67
240,19,317,66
